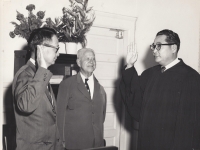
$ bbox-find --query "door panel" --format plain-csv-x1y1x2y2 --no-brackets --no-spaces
86,12,137,150
87,26,124,148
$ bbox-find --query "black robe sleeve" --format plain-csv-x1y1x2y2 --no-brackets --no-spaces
119,66,144,121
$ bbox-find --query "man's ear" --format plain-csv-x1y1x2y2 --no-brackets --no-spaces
76,59,81,67
171,44,178,53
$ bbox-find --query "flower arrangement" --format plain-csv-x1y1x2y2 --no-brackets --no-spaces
9,4,46,41
46,0,95,47
10,1,95,48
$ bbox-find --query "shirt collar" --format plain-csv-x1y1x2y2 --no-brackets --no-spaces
30,58,35,65
163,58,180,71
80,72,94,82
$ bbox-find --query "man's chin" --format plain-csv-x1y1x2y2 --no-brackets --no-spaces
154,56,160,62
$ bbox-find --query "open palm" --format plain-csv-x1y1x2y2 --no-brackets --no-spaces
126,42,138,67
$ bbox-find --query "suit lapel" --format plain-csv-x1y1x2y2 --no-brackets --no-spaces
27,60,37,72
77,73,91,100
93,76,100,101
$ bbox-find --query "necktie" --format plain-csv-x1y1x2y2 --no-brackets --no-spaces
48,84,54,105
161,66,166,73
48,84,56,113
85,78,91,96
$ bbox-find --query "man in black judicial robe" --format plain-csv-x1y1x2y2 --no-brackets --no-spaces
120,29,200,150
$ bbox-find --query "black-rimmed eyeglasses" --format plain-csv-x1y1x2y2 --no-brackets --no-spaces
41,43,59,53
150,43,176,51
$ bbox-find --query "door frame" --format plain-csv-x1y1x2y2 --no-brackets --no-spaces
94,11,137,150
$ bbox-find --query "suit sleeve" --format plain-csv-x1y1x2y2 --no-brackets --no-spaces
56,80,70,146
13,66,52,114
100,86,107,122
119,66,143,122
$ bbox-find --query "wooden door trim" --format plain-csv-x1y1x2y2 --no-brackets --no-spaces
93,11,137,150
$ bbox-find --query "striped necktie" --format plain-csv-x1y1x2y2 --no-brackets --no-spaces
48,84,55,113
85,78,91,96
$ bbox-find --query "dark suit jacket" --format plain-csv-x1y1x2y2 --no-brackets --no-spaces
57,72,107,150
12,60,62,150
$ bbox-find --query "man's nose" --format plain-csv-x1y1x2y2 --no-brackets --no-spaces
152,49,158,54
88,59,94,63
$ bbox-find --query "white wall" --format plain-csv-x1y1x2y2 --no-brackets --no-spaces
2,0,136,89
1,1,136,149
1,0,200,149
134,0,200,74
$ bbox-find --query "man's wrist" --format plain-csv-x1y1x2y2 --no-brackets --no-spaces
125,64,134,70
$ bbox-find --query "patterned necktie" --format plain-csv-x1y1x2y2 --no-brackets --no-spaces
85,78,91,95
161,66,166,73
48,84,56,113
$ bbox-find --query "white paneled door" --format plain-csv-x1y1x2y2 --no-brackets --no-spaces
87,11,137,150
87,26,124,147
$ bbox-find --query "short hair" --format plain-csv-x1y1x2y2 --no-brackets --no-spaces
156,29,180,51
77,48,95,60
28,27,57,53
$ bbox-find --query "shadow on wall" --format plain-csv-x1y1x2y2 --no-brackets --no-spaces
112,47,157,150
3,46,30,150
3,83,16,150
112,57,137,150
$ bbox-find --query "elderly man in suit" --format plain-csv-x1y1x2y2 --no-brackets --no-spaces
12,27,63,150
57,48,107,150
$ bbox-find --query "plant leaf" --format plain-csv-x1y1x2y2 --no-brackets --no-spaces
11,22,19,26
83,0,88,10
75,0,83,4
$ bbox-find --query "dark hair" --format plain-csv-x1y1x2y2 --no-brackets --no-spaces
156,29,180,51
28,27,57,53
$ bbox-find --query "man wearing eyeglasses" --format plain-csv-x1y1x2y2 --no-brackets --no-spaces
12,27,63,150
120,29,200,150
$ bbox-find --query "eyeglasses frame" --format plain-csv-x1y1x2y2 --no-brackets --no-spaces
150,43,176,51
41,43,60,53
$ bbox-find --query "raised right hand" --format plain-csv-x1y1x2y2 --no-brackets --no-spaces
126,42,138,69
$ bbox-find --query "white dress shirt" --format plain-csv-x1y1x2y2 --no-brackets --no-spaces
30,58,35,65
163,58,180,71
80,72,94,99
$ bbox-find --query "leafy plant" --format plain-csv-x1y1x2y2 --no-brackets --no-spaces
45,0,95,47
9,1,95,48
9,4,46,41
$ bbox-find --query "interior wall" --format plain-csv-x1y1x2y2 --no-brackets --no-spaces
1,0,200,149
1,1,136,149
1,0,136,125
134,0,200,74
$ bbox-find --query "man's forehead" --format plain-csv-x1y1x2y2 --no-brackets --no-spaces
83,49,94,54
154,35,167,43
83,51,95,56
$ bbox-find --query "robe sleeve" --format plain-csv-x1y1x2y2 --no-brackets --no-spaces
119,66,144,122
192,75,200,149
